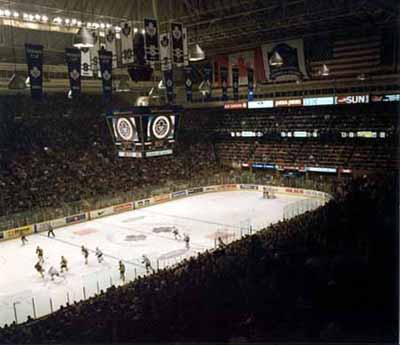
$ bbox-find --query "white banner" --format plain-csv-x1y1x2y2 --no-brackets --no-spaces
89,30,101,78
105,29,118,68
81,47,93,77
121,21,134,65
261,39,308,81
159,32,172,71
183,27,189,66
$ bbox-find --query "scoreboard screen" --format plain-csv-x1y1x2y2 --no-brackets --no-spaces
106,106,181,158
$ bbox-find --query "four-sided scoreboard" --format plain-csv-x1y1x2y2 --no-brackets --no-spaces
106,106,181,158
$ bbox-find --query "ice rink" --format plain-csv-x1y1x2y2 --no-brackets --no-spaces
0,190,308,326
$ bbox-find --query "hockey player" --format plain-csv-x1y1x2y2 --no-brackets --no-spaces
21,233,28,246
184,233,190,249
36,246,44,264
217,236,226,248
119,260,126,283
95,247,104,263
142,255,154,274
48,266,60,281
81,245,89,265
34,261,44,278
47,224,55,238
60,256,68,273
172,227,181,240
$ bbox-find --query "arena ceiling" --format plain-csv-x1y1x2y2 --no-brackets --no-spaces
0,0,398,57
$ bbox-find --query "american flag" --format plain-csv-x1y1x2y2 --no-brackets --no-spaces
308,35,385,78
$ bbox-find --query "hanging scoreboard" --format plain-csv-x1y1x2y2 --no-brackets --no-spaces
106,106,181,158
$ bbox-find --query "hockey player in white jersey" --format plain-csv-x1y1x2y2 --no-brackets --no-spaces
48,266,60,281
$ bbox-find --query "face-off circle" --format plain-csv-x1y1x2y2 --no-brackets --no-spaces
116,117,134,141
151,115,171,140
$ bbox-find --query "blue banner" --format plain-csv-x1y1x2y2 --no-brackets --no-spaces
144,18,160,63
204,63,213,101
98,49,113,101
25,44,43,100
232,67,239,101
65,48,81,98
220,66,228,101
183,65,192,102
247,67,254,101
164,69,174,103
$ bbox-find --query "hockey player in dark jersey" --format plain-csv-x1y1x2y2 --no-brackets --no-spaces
21,234,28,246
119,260,126,283
36,246,44,263
142,255,154,274
184,233,190,249
34,261,44,278
81,245,89,264
172,227,181,240
60,256,68,273
95,247,104,263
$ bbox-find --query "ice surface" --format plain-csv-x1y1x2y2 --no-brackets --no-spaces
0,191,307,326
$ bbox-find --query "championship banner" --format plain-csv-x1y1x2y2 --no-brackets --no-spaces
220,66,228,101
247,67,254,101
99,49,113,100
183,27,189,66
121,21,134,65
171,22,184,66
25,43,43,99
164,69,174,103
65,48,81,98
81,48,93,77
144,18,160,64
232,67,239,100
89,30,101,77
159,33,172,71
105,29,118,68
204,63,213,101
261,39,308,81
183,65,193,102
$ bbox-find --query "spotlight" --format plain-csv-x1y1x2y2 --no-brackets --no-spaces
13,12,19,18
4,9,10,17
34,14,40,21
41,15,48,22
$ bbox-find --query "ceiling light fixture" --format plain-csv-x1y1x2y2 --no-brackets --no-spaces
269,51,283,67
189,44,205,62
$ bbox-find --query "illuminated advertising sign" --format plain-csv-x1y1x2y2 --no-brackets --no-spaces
335,95,369,104
248,100,274,109
252,162,276,169
274,98,303,107
224,102,248,109
371,94,400,102
303,97,334,106
306,167,337,173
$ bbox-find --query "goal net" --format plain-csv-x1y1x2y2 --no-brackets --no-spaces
262,187,276,199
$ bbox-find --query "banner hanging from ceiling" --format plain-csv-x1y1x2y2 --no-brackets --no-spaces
105,29,118,68
204,63,213,101
159,33,172,71
144,18,160,65
121,21,134,65
65,48,81,98
232,67,239,100
98,49,113,101
171,22,184,66
228,50,254,85
261,39,308,81
183,27,189,66
80,47,92,77
247,67,254,101
183,65,193,102
25,43,43,100
164,69,174,103
89,30,101,77
220,66,228,101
